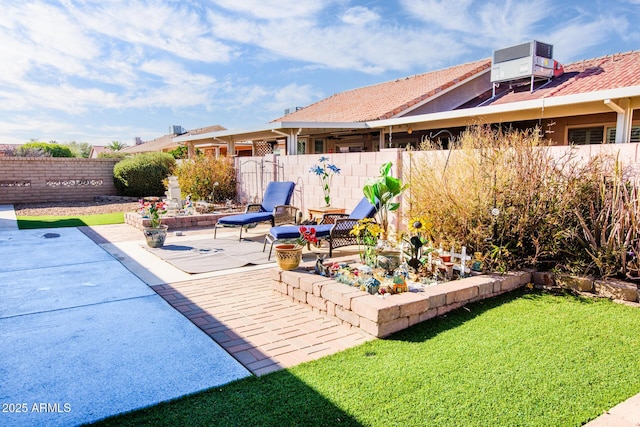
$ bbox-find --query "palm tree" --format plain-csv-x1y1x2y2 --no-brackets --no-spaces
108,140,128,151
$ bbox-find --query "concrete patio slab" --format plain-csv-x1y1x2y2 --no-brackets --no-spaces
0,204,18,230
0,228,113,272
0,259,155,318
0,223,250,426
0,296,250,427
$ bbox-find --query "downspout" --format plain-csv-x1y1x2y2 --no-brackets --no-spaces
604,98,632,143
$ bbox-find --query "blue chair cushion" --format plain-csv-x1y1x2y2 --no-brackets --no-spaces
349,198,377,220
218,212,274,226
261,181,295,212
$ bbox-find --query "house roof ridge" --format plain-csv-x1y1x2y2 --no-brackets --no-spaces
349,57,491,92
376,60,492,119
562,50,640,69
271,57,492,123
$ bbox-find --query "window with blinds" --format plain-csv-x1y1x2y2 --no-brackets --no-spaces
606,126,640,143
568,127,604,145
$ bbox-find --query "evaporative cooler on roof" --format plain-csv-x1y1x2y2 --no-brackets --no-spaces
490,40,558,92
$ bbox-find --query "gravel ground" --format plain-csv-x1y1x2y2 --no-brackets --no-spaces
13,201,140,217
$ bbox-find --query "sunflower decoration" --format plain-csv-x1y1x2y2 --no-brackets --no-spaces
408,216,432,236
405,216,433,271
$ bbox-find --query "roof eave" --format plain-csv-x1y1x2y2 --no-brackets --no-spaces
173,121,370,144
370,85,640,128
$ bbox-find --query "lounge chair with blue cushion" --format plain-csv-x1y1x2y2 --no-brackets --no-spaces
264,197,378,259
214,181,297,241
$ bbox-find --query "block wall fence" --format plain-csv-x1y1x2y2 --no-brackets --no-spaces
236,143,640,232
0,157,119,204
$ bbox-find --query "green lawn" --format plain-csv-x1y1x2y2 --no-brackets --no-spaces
92,290,640,427
17,212,124,229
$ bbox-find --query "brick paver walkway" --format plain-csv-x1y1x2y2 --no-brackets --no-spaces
82,224,374,376
152,270,373,375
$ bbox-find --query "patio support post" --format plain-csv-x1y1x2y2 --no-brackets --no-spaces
605,98,633,143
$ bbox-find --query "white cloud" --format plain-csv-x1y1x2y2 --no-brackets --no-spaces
401,0,554,49
475,0,554,47
547,17,623,61
207,10,465,74
210,0,329,20
341,6,381,26
0,2,97,82
400,0,474,32
67,0,233,63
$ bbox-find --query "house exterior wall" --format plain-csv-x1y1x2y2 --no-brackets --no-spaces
0,157,119,204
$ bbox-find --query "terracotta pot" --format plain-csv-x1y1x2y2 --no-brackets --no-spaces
274,244,303,270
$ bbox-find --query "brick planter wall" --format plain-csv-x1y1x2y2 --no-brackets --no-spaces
272,264,532,338
124,211,241,230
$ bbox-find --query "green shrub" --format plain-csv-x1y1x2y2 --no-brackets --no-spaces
167,146,201,159
113,152,176,197
174,155,236,202
16,142,74,157
98,151,129,160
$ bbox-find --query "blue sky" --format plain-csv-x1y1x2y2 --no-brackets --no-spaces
1,0,639,147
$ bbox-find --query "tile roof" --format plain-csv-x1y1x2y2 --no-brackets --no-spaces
486,51,640,106
124,125,226,153
272,58,491,123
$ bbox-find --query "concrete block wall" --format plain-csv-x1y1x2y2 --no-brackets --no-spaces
238,149,401,224
0,157,119,204
272,263,532,337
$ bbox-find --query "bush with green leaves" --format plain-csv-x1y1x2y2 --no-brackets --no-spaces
16,142,74,157
113,152,176,197
97,151,129,160
167,146,201,159
174,155,236,202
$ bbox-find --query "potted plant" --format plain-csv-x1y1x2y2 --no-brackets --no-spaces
139,198,168,248
274,226,318,270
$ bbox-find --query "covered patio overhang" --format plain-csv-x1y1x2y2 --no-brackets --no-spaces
173,121,371,156
174,85,640,156
369,85,640,144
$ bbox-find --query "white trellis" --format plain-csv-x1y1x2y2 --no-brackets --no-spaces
439,245,472,277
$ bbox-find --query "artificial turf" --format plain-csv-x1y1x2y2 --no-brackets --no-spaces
91,289,640,427
17,212,124,229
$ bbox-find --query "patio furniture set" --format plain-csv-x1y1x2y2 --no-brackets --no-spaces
212,181,378,263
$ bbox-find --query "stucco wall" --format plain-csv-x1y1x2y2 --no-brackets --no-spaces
0,157,119,204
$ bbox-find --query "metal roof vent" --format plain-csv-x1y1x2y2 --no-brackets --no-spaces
490,40,562,93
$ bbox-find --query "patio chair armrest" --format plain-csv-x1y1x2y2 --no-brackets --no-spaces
245,203,265,213
331,217,362,233
319,213,349,225
273,205,299,225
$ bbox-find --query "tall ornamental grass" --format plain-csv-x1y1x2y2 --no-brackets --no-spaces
407,125,640,277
